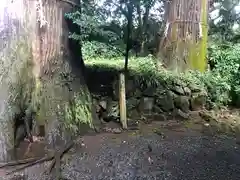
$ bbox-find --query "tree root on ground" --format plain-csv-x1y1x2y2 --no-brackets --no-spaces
0,141,74,176
0,157,41,168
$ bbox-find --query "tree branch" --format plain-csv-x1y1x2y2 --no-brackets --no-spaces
59,0,80,8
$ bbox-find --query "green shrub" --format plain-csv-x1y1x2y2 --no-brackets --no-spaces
208,43,240,106
85,42,240,108
82,41,123,59
85,55,203,95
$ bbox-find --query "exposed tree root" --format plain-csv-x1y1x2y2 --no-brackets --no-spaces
46,141,74,177
0,141,74,177
0,157,41,168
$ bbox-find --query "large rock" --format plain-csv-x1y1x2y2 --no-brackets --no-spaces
188,84,202,93
142,86,156,97
153,105,164,113
107,100,120,120
133,88,142,98
174,95,190,112
138,97,155,113
128,109,140,119
190,91,207,111
155,91,174,112
183,87,191,96
106,98,141,120
99,99,107,109
127,97,141,110
170,85,185,95
173,109,189,121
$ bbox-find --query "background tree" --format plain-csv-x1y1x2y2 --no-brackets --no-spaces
209,0,240,42
67,0,164,58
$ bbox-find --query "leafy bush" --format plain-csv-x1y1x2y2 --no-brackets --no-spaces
208,43,240,106
85,55,204,95
85,55,166,87
85,43,240,108
82,41,123,59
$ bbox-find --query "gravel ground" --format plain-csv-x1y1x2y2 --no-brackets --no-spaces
4,123,240,180
60,134,240,180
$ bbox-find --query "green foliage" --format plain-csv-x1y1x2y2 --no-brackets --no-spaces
190,71,232,107
208,43,240,106
65,0,163,57
209,0,240,42
85,55,203,94
65,2,125,52
85,43,240,108
65,10,117,42
65,0,240,109
179,42,240,107
82,41,123,59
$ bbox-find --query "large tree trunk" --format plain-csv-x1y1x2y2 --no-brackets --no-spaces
158,0,208,72
0,0,99,162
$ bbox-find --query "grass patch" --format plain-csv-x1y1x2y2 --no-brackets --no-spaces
85,53,239,108
85,56,205,92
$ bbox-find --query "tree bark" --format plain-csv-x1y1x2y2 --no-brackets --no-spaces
31,0,101,147
158,0,207,72
135,0,155,56
0,0,99,161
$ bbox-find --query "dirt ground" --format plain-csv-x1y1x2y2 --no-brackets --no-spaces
2,110,240,180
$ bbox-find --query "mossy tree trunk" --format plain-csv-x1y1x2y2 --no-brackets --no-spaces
0,0,99,161
158,0,208,72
